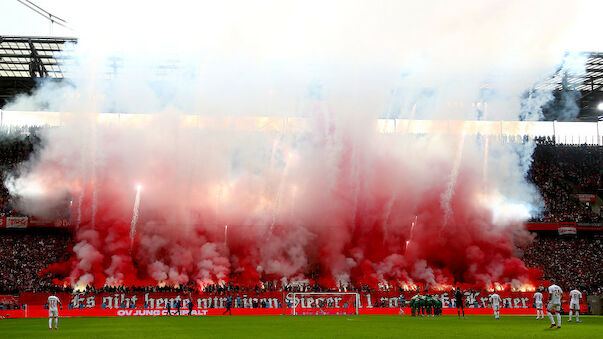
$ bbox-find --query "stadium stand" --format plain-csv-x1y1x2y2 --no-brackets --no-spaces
522,237,603,295
0,229,72,295
0,131,601,298
0,128,39,217
530,142,602,223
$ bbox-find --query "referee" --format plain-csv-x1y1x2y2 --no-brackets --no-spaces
454,287,465,319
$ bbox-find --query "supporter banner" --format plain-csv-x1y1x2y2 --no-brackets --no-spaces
26,217,70,228
0,217,72,229
558,227,577,235
6,217,28,228
557,222,577,235
574,194,596,202
27,217,55,227
525,222,601,232
0,295,18,305
576,223,603,231
53,218,72,228
13,219,602,231
18,290,586,313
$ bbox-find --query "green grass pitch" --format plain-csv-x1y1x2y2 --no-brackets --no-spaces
1,315,601,338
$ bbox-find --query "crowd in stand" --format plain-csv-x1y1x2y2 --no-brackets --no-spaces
529,143,602,223
0,130,601,298
0,128,40,217
0,231,72,294
522,237,603,295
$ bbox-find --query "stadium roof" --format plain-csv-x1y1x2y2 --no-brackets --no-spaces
535,52,603,92
529,52,603,121
0,35,75,78
0,35,76,107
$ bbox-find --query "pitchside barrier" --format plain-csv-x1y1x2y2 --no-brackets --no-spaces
0,291,590,318
2,306,541,318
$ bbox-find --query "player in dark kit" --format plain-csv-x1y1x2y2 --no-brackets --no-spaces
175,300,181,315
166,300,172,316
410,295,419,316
188,300,194,315
433,295,442,316
454,287,465,319
417,295,425,316
222,296,232,315
427,295,437,317
424,295,433,316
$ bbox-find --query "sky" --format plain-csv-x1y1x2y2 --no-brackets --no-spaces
1,0,602,52
0,1,75,37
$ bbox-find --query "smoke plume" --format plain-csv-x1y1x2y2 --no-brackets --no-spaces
3,0,599,289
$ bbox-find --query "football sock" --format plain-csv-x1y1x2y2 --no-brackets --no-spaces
547,311,555,324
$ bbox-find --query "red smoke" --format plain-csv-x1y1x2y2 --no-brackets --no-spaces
16,116,540,290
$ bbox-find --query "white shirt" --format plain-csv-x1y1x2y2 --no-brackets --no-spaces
548,285,563,304
569,290,582,303
489,294,502,306
48,296,60,311
533,292,543,303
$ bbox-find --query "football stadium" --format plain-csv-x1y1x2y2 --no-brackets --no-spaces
0,1,602,338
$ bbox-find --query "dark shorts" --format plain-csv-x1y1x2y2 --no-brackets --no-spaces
456,299,463,307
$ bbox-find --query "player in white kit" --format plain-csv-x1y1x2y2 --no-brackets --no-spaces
533,289,544,319
489,293,502,320
568,288,582,323
47,295,62,330
546,283,563,329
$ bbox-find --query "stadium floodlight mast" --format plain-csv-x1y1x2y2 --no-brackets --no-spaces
287,292,360,315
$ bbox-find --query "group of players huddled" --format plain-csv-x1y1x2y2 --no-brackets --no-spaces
409,293,442,317
409,287,466,319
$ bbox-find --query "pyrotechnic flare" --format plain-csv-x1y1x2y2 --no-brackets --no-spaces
130,185,142,249
441,133,466,227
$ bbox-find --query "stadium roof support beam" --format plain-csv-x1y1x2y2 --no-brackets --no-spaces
27,39,48,78
0,36,76,107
